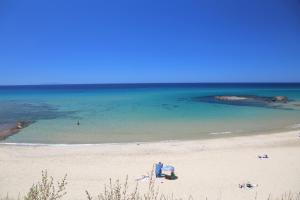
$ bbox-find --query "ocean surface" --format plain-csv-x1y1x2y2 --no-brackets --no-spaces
1,83,300,144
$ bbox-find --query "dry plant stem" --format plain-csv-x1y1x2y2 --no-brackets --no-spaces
24,170,67,200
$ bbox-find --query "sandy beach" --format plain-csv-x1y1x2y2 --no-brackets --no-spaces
1,131,300,200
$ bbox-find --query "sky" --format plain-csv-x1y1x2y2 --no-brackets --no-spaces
0,0,300,85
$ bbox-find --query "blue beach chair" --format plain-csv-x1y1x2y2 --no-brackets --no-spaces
155,162,163,177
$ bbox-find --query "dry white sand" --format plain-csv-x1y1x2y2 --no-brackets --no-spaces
1,131,300,200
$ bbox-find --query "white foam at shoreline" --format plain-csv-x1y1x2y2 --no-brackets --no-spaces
0,140,179,147
0,142,147,147
0,142,97,147
209,131,232,135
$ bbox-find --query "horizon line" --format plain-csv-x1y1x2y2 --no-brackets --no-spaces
1,82,300,87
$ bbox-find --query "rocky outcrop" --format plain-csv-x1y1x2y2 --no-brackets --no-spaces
271,96,288,103
193,95,290,109
214,95,288,103
0,120,33,140
16,121,32,129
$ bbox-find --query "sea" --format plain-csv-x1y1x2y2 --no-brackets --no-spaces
1,83,300,144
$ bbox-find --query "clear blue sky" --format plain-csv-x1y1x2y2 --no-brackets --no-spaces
0,0,300,85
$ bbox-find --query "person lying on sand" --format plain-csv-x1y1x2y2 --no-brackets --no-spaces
258,154,269,159
239,182,258,189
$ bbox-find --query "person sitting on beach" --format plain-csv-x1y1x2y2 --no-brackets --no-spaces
165,171,178,180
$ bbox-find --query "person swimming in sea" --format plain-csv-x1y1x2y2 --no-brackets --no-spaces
77,120,80,126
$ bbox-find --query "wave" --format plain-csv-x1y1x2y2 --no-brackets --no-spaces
0,141,146,147
209,131,232,135
0,142,97,147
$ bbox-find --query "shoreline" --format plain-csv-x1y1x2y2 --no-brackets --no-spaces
1,130,300,200
1,126,299,147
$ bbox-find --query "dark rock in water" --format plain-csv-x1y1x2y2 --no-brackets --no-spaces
271,96,288,103
214,95,288,104
192,95,289,109
0,120,34,140
16,121,33,129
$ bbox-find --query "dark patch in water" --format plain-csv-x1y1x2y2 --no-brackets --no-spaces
0,121,35,140
0,101,77,123
177,97,187,102
0,101,78,140
186,95,293,110
161,104,179,110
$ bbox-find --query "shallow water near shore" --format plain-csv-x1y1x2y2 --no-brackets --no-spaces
1,83,300,144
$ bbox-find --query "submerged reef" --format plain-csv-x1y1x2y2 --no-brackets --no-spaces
213,95,288,103
0,101,77,141
191,95,290,109
0,121,34,140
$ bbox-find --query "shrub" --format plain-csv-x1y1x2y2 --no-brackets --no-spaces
23,170,67,200
1,170,300,200
85,169,184,200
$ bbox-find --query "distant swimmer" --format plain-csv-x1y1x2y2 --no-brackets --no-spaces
77,120,80,126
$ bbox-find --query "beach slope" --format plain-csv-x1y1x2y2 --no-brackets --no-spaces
0,131,300,200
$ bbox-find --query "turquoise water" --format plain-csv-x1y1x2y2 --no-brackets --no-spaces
1,84,300,144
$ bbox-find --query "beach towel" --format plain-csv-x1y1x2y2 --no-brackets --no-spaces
161,165,175,172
